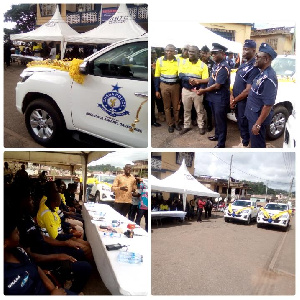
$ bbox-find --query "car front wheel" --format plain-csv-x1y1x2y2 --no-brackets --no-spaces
25,99,65,146
95,191,100,203
267,106,289,140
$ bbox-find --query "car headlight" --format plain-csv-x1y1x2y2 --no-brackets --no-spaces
258,211,264,217
242,210,250,214
280,213,289,220
19,72,34,83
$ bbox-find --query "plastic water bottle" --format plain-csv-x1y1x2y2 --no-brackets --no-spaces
103,232,122,238
118,251,143,264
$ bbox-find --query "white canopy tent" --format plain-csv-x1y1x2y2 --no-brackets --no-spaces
4,151,110,200
151,159,220,210
10,6,80,59
151,21,242,54
66,4,147,44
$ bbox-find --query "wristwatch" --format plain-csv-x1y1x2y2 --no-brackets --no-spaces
255,124,261,129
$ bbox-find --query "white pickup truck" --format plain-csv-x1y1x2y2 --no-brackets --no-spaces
224,199,258,225
16,36,148,147
89,174,116,204
256,202,291,231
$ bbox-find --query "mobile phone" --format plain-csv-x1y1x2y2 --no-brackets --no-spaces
106,243,123,251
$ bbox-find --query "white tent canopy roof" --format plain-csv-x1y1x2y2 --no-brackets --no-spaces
4,151,110,171
151,159,220,198
66,4,146,44
10,6,80,59
10,6,80,42
151,21,242,54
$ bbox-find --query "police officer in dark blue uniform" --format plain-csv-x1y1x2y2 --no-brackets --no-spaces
231,40,260,147
245,43,278,148
195,43,230,148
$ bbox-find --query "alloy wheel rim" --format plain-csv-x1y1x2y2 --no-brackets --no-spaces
30,109,54,139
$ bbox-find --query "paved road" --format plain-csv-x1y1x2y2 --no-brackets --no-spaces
151,113,284,148
3,63,122,148
151,212,295,295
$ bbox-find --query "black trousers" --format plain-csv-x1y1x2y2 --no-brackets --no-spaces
114,202,131,217
197,208,203,221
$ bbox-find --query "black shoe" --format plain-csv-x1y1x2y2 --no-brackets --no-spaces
199,128,205,135
152,122,161,127
179,128,192,135
175,124,182,131
214,145,225,148
208,136,218,141
168,126,174,133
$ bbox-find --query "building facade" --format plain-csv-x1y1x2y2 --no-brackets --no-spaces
36,3,148,32
251,27,295,55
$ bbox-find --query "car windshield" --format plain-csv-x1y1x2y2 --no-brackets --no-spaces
95,175,115,184
265,203,288,211
233,200,251,207
272,57,296,77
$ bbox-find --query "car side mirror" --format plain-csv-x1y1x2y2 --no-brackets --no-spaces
79,61,89,75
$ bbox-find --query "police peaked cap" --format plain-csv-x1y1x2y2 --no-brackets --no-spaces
243,39,256,48
211,43,228,53
259,43,277,60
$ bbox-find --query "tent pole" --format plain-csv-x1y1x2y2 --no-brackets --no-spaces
81,153,88,203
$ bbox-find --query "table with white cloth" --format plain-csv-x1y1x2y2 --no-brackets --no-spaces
11,54,43,63
151,210,187,220
151,211,187,226
82,203,149,295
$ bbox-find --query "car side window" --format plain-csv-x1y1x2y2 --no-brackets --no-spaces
92,41,148,81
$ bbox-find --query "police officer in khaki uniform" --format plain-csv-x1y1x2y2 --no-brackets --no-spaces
154,44,182,133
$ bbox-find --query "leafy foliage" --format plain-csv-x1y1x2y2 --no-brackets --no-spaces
243,180,292,196
4,4,36,33
88,164,122,173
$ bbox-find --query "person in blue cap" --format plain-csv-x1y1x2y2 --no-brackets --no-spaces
230,39,260,148
245,43,278,148
192,43,231,148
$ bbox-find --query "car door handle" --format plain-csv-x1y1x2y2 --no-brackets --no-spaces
134,92,148,98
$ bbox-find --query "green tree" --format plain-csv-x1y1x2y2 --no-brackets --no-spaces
4,4,36,34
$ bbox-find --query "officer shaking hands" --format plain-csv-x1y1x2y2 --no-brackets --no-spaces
194,43,231,148
245,43,278,148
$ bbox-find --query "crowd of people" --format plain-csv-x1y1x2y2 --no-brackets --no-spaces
151,193,214,223
152,39,278,148
4,39,105,65
4,163,93,295
4,161,149,295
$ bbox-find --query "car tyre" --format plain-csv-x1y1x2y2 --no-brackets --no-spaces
95,191,100,203
257,222,262,228
224,217,229,223
283,221,290,232
246,215,251,225
266,106,289,140
25,99,65,146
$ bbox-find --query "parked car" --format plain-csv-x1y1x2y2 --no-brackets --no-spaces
16,36,148,147
283,109,296,148
90,174,116,204
224,199,258,225
256,202,291,231
227,55,296,140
